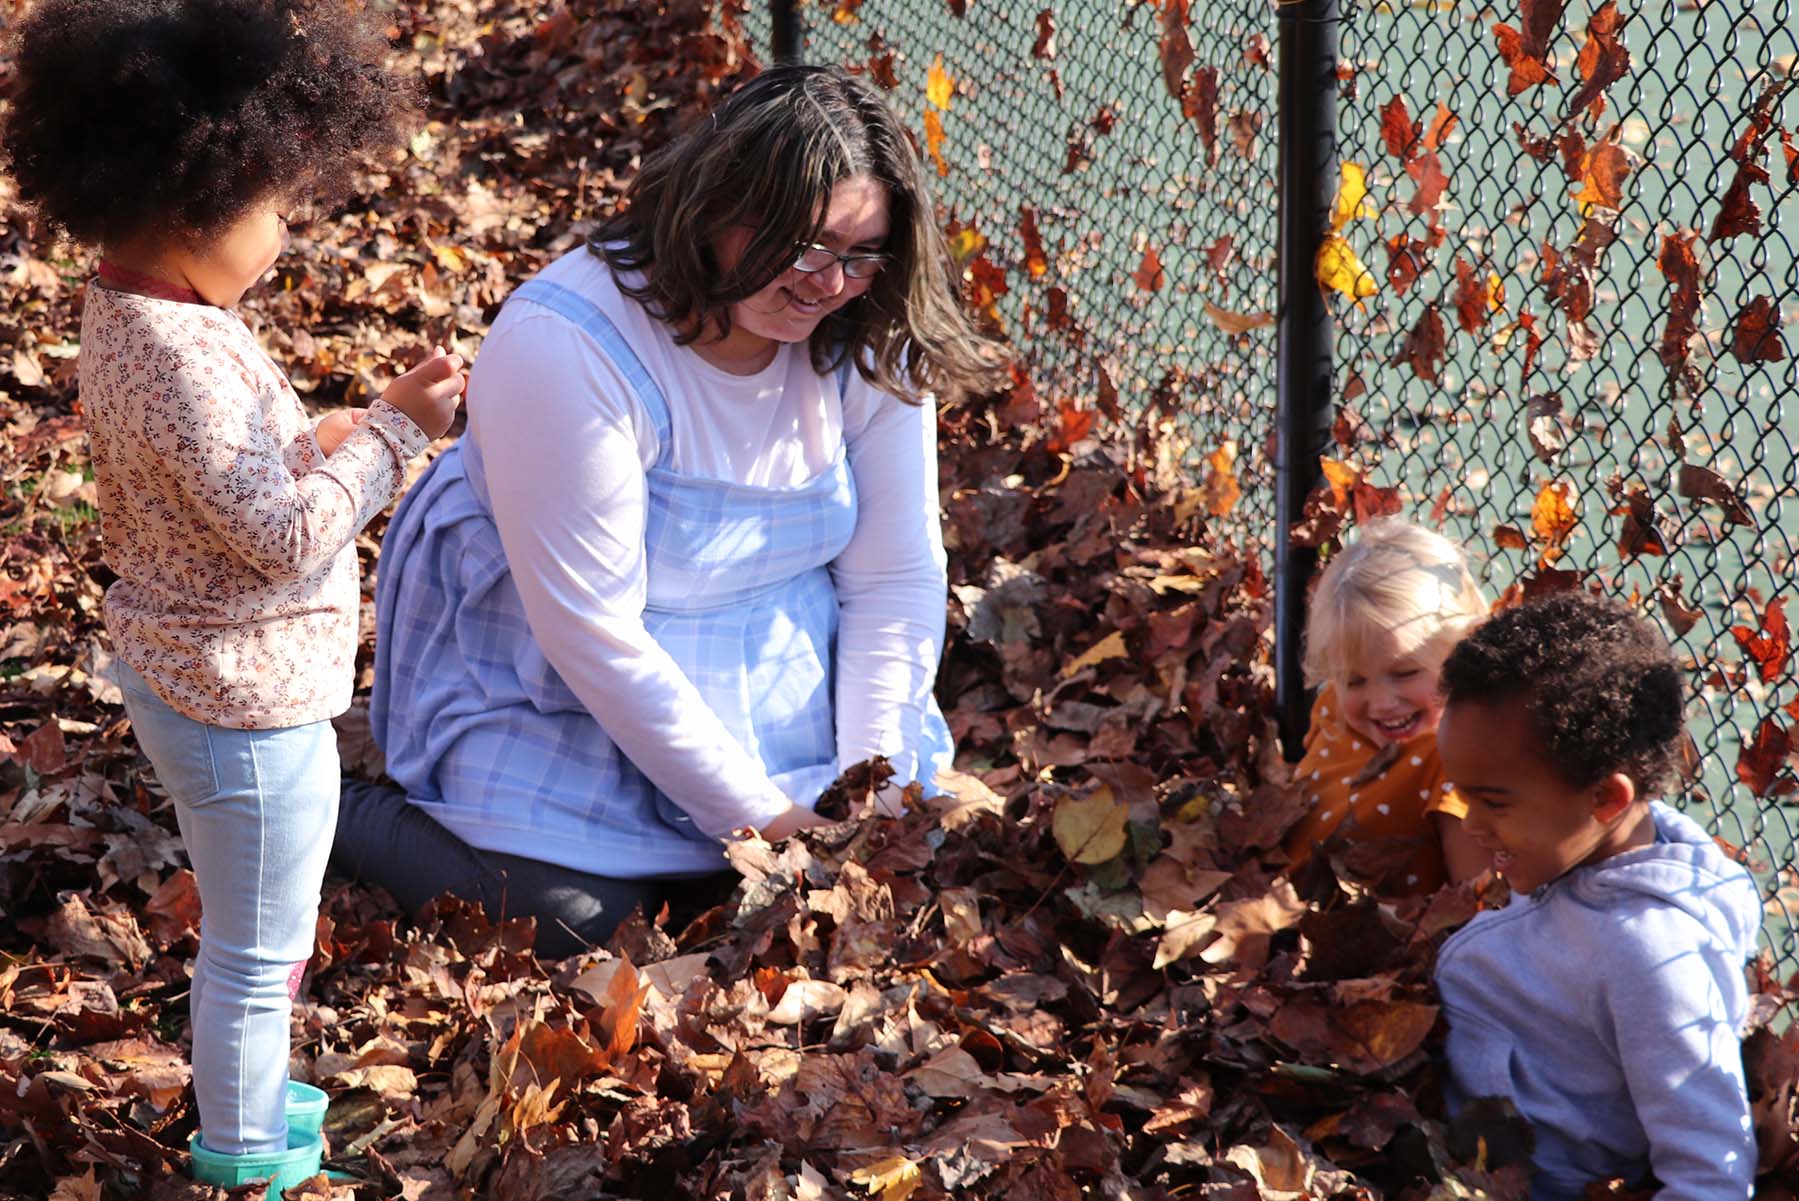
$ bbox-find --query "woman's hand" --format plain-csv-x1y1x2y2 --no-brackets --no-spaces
314,407,368,457
382,346,467,439
757,803,830,842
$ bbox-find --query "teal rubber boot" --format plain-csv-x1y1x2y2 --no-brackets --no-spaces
188,1128,324,1196
284,1081,357,1183
284,1080,328,1141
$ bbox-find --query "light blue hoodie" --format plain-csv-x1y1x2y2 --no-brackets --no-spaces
1435,802,1761,1201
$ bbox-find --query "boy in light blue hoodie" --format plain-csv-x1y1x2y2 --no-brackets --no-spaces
1433,592,1760,1201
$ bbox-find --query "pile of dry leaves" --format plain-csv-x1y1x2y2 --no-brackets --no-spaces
1,2,1797,1199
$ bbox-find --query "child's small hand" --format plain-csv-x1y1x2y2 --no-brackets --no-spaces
383,346,467,439
314,407,369,457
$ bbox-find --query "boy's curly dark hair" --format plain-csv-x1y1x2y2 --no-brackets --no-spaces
2,0,414,247
1440,592,1686,795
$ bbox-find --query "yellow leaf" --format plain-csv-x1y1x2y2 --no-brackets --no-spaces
850,1156,923,1201
1530,480,1579,548
1316,235,1377,305
1486,271,1505,312
926,55,955,110
947,227,987,266
1319,456,1360,504
1052,785,1130,865
1174,793,1211,822
1204,301,1275,335
923,109,949,177
1061,629,1128,678
1202,440,1241,516
1329,162,1376,231
431,242,469,274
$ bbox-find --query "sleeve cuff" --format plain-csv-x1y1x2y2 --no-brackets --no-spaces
702,786,797,840
364,398,431,460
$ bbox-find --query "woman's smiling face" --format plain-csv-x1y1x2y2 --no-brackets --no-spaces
704,173,890,372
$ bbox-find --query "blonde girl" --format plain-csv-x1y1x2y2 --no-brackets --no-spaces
1283,519,1489,892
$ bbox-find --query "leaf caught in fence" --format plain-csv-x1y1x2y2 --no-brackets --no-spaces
1525,393,1568,463
1317,235,1377,304
1573,135,1634,211
1406,151,1450,221
1493,524,1530,551
926,54,955,109
1160,0,1195,100
1677,463,1753,526
1493,0,1567,94
1732,598,1791,684
1186,65,1220,161
1205,234,1235,276
1657,232,1703,372
923,109,949,176
1134,245,1166,292
1567,1,1632,122
1387,235,1435,295
1424,100,1459,150
1391,304,1448,381
1381,96,1421,162
1019,206,1049,279
1656,578,1703,636
1453,256,1500,332
1608,479,1669,557
1731,295,1787,363
1201,440,1243,514
1332,162,1376,231
1530,481,1579,553
1205,302,1275,335
1738,718,1797,797
1710,162,1769,242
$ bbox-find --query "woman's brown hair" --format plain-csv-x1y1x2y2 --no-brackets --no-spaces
592,65,1007,401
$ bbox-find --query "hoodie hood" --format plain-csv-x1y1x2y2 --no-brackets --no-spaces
1564,801,1762,963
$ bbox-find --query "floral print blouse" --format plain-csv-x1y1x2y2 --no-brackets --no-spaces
80,282,427,729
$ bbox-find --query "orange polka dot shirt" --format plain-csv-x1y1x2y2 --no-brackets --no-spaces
1283,686,1468,894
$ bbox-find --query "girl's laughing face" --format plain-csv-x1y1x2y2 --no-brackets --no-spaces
1337,624,1450,749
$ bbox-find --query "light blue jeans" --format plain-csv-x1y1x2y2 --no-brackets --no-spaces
117,661,337,1156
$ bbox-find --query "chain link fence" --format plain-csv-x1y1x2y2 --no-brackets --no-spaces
749,0,1282,543
751,0,1799,970
1329,0,1799,963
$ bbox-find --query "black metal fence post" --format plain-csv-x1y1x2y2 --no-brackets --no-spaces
1274,0,1339,761
770,0,802,64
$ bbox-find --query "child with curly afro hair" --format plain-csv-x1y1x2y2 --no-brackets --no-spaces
2,0,466,1189
1433,591,1759,1201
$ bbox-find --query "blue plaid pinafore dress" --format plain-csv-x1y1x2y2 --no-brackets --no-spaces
370,278,948,878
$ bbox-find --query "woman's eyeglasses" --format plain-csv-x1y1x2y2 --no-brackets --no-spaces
792,243,888,279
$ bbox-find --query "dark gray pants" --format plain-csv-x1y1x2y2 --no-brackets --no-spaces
330,779,732,959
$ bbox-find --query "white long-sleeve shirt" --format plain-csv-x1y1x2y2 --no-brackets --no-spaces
463,249,948,832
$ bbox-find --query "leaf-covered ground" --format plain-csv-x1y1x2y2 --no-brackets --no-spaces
1,3,1797,1199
